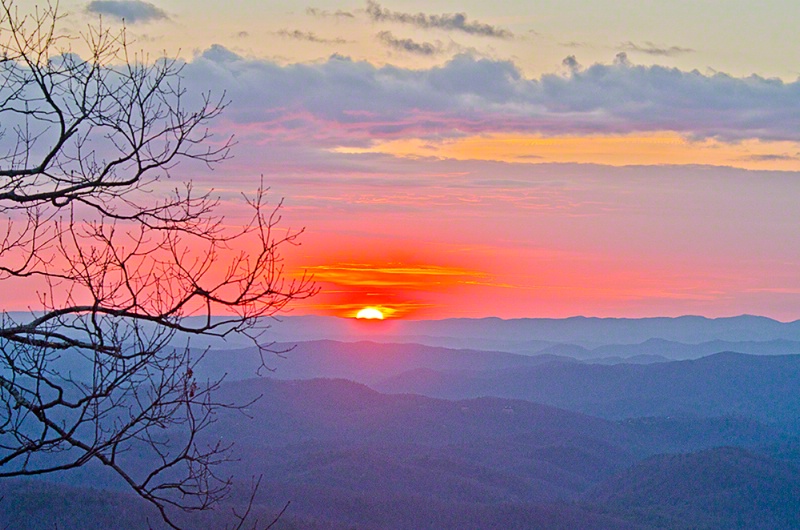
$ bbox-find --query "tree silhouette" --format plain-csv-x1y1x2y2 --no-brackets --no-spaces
0,2,313,527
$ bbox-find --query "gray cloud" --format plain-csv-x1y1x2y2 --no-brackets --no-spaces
365,1,513,39
620,41,695,57
562,55,580,71
377,31,441,56
306,7,355,18
275,29,350,44
182,47,800,146
86,0,168,23
739,154,799,162
560,41,592,49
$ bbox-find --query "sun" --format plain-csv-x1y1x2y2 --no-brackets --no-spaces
356,307,385,320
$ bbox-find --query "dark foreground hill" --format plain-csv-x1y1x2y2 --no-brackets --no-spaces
0,478,346,530
583,446,800,529
201,378,796,529
4,377,798,529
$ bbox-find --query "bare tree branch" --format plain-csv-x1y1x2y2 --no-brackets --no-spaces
0,2,314,527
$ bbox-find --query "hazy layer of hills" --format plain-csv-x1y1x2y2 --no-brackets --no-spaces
196,334,800,384
375,352,800,432
33,312,798,354
196,340,572,384
5,315,800,528
538,337,800,360
259,314,800,352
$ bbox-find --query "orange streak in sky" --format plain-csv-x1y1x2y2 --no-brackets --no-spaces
298,261,494,318
335,132,800,171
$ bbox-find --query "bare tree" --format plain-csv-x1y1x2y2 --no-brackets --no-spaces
0,2,313,527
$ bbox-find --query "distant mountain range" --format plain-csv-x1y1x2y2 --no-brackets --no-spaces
196,333,800,386
201,315,800,363
537,337,800,360
258,314,800,350
9,312,800,355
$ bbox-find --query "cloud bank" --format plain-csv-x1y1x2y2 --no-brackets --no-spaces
183,47,800,145
86,0,168,23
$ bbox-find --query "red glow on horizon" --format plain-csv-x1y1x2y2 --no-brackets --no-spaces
293,258,491,319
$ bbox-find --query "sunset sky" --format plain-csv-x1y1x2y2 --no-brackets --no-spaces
41,0,800,319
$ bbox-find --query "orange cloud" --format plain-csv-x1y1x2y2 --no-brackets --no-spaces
335,132,800,171
298,261,495,318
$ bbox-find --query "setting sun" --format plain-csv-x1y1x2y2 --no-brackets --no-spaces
355,307,385,320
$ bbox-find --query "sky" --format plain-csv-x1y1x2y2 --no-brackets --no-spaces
27,0,800,319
